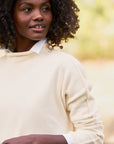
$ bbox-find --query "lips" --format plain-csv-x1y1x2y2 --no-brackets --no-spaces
29,24,46,32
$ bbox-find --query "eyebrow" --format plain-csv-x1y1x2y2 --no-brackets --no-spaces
19,0,50,6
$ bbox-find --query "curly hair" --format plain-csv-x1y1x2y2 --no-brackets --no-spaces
0,0,80,51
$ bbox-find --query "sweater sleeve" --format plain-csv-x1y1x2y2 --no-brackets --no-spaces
61,56,104,144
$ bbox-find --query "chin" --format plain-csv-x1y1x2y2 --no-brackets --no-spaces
31,35,46,41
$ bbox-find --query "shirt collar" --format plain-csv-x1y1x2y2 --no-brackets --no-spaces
30,38,47,54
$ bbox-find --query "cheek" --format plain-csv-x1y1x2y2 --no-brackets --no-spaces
46,13,53,25
47,15,53,25
14,15,30,28
50,14,53,24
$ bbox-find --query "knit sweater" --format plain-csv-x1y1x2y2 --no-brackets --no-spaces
0,43,103,144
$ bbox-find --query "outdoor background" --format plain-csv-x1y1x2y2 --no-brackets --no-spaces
62,0,114,143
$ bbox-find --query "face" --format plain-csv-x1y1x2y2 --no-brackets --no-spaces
13,0,52,42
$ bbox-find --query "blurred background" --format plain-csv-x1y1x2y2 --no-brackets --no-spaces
62,0,114,143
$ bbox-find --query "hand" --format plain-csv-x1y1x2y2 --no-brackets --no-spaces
2,135,37,144
2,134,67,144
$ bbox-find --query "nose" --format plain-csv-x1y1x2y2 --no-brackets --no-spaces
32,10,43,22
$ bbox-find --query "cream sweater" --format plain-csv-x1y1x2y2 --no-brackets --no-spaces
0,43,103,144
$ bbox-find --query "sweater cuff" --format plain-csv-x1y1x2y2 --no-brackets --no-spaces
62,134,75,144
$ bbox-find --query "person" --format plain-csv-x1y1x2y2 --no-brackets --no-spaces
0,0,104,144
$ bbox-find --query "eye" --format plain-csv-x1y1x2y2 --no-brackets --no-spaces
22,7,32,12
42,6,50,12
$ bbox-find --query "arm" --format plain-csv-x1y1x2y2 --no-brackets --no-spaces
61,57,104,144
2,135,68,144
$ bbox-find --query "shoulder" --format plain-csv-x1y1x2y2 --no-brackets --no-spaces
0,48,8,57
45,49,87,79
48,49,77,63
50,49,85,72
42,43,81,69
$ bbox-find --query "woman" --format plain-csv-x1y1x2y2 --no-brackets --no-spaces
0,0,104,144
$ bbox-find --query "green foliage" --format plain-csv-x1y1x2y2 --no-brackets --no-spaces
63,0,114,59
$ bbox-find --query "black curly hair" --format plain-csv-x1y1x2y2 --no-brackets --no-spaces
0,0,80,51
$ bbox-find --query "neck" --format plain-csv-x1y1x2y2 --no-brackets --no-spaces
15,38,38,52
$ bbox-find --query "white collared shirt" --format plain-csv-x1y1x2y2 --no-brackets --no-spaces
30,38,47,54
